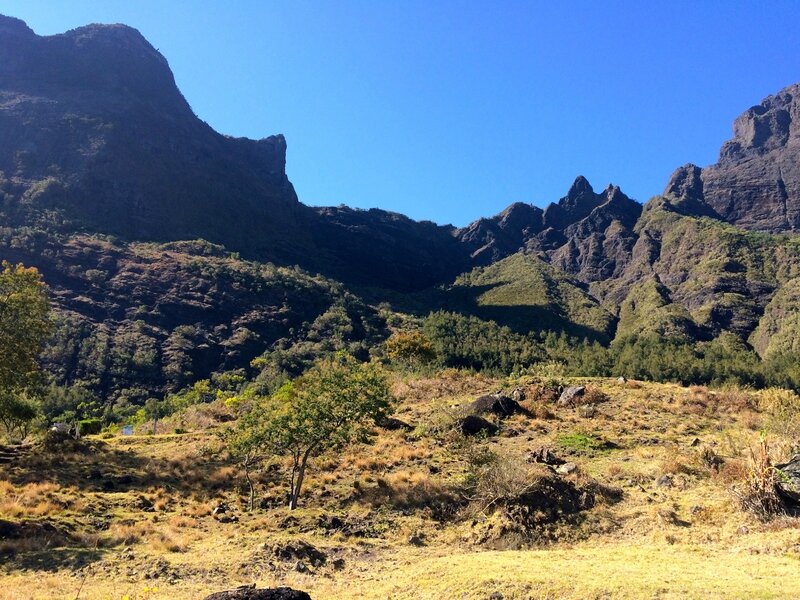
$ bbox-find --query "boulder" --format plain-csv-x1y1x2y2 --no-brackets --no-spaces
557,386,586,407
526,446,565,466
467,394,521,418
203,587,311,600
775,454,800,507
555,462,577,475
458,415,498,437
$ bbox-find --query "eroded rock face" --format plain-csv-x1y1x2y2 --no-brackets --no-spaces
458,177,642,282
667,83,800,233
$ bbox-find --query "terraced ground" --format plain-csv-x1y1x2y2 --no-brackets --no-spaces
1,374,800,599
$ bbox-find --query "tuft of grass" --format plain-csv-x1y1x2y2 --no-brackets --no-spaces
556,432,610,454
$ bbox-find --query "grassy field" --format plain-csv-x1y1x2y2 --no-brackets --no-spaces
2,374,800,599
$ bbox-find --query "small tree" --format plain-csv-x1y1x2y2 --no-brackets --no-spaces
144,397,170,435
385,331,437,367
228,352,393,510
0,262,50,438
0,392,38,441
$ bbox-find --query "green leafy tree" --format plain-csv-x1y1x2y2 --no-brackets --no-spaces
227,352,393,510
144,397,171,435
385,330,437,367
0,262,50,437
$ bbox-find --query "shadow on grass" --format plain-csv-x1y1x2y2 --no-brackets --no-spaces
0,435,238,499
1,547,105,573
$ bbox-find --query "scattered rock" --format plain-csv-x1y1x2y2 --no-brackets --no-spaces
294,562,307,573
466,394,522,418
316,515,344,531
332,558,345,570
616,376,627,384
458,415,498,437
655,474,674,488
737,525,749,535
775,454,800,507
216,514,239,524
377,416,413,431
555,462,577,476
689,438,701,447
556,386,585,407
203,586,312,600
489,593,504,600
132,495,155,512
212,503,229,515
527,446,565,466
272,541,327,567
408,534,424,547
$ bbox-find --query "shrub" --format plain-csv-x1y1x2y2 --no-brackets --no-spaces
759,388,800,439
731,438,786,520
77,418,103,436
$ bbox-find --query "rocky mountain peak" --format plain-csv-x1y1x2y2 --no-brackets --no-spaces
664,164,703,200
567,175,594,198
721,83,800,162
668,82,800,233
0,14,34,37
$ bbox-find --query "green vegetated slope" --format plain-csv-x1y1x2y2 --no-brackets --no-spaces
0,227,386,406
446,253,616,343
596,198,800,351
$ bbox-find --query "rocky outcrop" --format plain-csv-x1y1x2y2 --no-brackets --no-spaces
666,83,800,233
458,177,641,283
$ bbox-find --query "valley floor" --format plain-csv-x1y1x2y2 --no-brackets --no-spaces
2,375,800,599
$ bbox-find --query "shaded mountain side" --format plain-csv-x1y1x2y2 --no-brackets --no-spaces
0,15,469,292
589,195,800,353
0,227,386,402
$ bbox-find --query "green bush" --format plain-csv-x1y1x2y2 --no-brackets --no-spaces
77,418,103,436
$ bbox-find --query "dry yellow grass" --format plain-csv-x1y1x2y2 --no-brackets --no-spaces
2,376,800,599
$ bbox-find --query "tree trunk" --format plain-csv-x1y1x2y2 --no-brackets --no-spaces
288,447,314,510
152,418,157,435
244,459,255,512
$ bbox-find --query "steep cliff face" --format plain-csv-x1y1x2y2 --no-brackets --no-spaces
0,15,468,291
0,15,305,257
666,83,800,233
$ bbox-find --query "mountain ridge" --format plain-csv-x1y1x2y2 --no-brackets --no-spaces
4,14,800,402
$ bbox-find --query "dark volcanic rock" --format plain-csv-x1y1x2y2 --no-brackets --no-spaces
557,386,586,407
775,454,800,507
466,394,522,418
458,415,499,437
203,587,311,600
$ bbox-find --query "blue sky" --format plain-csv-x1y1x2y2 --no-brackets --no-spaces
6,1,800,226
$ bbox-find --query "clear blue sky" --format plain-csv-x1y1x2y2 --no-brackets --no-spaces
5,1,800,226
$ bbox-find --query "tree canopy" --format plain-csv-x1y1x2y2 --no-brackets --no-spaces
0,261,50,437
227,352,393,510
